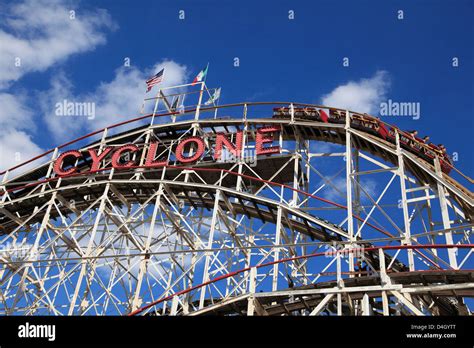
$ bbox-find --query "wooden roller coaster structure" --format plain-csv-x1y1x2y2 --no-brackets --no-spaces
0,84,472,316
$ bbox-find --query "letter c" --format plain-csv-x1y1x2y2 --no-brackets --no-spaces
53,150,82,176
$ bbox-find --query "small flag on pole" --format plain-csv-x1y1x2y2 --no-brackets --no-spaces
204,87,221,105
170,96,179,112
146,68,164,92
192,65,208,85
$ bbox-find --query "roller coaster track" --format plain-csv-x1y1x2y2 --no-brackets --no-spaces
0,101,472,316
129,245,474,316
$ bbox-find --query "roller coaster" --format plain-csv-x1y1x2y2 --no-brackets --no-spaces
0,83,472,316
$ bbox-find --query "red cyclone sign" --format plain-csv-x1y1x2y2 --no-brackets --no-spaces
53,126,281,176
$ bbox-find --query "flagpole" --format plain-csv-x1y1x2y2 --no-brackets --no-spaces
171,95,179,123
204,62,209,83
151,68,166,126
150,88,159,126
140,96,145,115
195,81,205,121
214,88,220,119
180,94,186,115
140,83,149,114
202,62,210,94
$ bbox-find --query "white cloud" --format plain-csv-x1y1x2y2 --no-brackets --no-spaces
38,71,81,142
0,0,116,87
321,71,390,114
309,141,343,154
0,92,43,172
0,0,185,175
0,130,43,172
0,93,35,131
321,177,378,203
321,177,346,202
0,0,116,174
91,60,188,130
41,60,188,140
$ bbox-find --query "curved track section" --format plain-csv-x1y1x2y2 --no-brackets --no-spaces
0,102,472,316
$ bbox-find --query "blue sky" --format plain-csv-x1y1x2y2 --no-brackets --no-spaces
0,0,472,314
0,0,472,175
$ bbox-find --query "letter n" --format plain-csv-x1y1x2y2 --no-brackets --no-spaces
214,131,243,160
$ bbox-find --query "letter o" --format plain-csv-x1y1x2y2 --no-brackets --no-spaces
175,137,205,163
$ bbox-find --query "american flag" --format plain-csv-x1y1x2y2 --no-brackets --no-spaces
146,68,164,92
